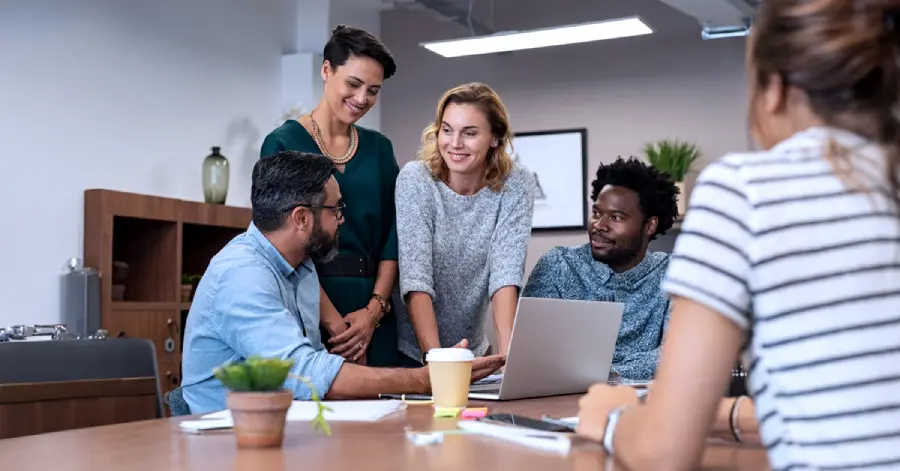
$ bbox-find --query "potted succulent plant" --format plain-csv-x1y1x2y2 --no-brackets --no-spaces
642,139,702,219
181,275,199,302
213,356,331,448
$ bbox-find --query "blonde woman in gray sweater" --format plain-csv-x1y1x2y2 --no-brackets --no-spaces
394,82,536,366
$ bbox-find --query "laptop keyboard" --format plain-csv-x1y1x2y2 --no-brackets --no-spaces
469,383,500,394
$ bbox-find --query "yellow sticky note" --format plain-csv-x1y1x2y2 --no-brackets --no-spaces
433,407,462,418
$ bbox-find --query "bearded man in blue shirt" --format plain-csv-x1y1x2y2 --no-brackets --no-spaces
181,151,504,414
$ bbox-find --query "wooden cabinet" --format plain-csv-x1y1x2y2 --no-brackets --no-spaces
83,190,250,414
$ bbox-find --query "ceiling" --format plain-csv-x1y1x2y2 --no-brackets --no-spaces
378,0,704,38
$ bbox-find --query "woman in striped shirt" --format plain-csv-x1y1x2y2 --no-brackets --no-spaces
575,0,900,469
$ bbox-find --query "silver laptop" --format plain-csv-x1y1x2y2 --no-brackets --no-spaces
469,297,624,401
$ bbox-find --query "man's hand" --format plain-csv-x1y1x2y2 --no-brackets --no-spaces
445,339,507,384
575,384,642,443
329,306,377,362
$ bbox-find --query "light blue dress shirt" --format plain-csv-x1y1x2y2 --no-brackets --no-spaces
181,223,345,414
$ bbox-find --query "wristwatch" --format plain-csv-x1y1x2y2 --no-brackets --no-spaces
371,293,391,314
603,406,630,456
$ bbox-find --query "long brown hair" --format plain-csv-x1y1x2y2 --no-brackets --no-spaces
417,82,514,192
751,0,900,209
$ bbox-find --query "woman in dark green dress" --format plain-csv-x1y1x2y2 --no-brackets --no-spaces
259,25,400,367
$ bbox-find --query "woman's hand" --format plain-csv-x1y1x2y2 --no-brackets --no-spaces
328,304,379,362
575,384,643,443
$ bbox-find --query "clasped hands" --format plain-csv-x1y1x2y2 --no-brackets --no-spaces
326,301,381,363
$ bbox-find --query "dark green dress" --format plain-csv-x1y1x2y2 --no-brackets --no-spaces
260,120,400,367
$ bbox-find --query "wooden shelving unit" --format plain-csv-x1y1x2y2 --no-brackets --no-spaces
83,190,251,409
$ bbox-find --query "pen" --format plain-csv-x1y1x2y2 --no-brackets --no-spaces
378,393,433,401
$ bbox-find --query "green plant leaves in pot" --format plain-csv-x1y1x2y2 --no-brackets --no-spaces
213,356,294,392
642,139,701,182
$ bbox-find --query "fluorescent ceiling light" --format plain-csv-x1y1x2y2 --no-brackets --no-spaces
421,17,653,58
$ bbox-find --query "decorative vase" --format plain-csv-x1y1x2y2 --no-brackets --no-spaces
226,389,293,448
202,146,230,205
675,181,688,221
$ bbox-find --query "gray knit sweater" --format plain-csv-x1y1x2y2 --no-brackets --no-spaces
393,161,536,362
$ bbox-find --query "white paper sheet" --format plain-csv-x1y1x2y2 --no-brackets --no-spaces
457,420,572,454
473,373,503,385
179,418,234,433
197,399,406,424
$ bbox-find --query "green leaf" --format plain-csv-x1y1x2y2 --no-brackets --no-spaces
214,357,293,392
642,139,701,182
214,363,253,391
288,373,332,436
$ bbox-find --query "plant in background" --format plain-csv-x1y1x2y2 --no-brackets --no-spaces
214,356,332,436
279,101,309,125
181,274,200,285
642,139,701,182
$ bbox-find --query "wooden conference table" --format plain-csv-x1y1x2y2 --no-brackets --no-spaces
0,395,770,471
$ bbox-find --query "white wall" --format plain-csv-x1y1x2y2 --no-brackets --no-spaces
0,0,294,327
379,5,750,277
329,0,384,131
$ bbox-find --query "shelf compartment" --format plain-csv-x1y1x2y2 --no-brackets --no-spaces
181,223,244,277
112,216,178,303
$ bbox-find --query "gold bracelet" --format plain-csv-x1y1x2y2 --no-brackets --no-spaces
365,304,381,327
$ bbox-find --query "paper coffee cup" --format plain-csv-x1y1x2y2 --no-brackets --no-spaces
426,348,474,408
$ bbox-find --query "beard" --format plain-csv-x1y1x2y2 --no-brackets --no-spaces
307,223,339,263
590,232,643,269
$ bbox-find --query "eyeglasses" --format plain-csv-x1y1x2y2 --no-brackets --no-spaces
293,201,346,221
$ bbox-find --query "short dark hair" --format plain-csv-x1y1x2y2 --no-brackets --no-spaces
590,157,679,240
252,151,336,232
323,25,397,80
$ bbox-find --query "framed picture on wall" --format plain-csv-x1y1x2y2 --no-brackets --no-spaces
511,128,588,231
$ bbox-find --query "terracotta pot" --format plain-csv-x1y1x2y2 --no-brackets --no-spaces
675,181,688,219
180,285,192,303
226,390,293,448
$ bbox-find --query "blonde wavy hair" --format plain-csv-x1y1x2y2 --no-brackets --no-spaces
417,82,514,192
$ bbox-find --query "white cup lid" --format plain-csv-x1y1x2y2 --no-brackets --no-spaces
426,348,475,362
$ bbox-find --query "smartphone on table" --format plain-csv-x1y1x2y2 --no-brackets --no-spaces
479,413,574,433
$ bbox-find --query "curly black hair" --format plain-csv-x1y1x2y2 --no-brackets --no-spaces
590,156,680,240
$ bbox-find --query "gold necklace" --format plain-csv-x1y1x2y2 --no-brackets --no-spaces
308,114,358,165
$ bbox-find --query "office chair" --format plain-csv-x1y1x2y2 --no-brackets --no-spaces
0,338,165,418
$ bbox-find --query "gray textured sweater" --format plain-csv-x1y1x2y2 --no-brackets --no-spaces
394,161,536,362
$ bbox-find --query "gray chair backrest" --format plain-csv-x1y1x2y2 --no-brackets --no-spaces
0,338,164,418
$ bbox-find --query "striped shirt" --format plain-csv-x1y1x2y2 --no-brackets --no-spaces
662,126,900,471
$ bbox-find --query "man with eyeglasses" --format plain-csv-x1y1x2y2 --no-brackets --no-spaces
179,151,504,414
